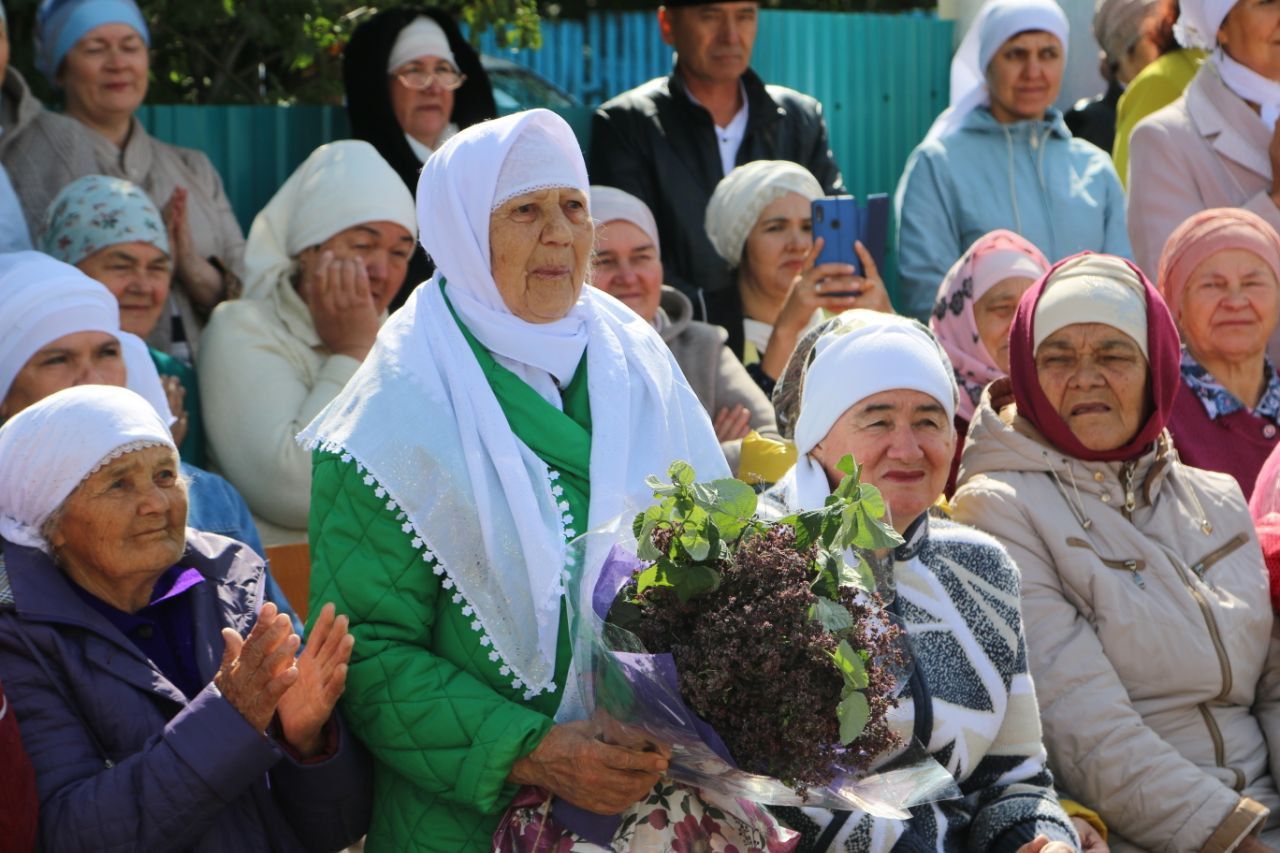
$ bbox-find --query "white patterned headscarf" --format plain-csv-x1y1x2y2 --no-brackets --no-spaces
300,109,728,712
0,385,174,553
1174,0,1234,49
704,160,823,267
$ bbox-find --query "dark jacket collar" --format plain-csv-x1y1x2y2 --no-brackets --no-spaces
0,531,263,704
667,66,782,133
895,513,930,562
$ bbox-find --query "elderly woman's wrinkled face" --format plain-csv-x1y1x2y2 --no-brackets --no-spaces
388,55,458,149
591,220,664,322
490,188,593,323
1220,0,1280,80
1180,249,1280,365
741,191,813,301
985,30,1064,124
974,276,1035,374
297,221,416,314
1035,322,1151,452
78,241,173,338
59,23,148,125
812,389,956,533
0,331,125,420
47,445,187,608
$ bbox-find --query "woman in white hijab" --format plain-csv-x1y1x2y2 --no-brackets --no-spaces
300,109,780,851
762,309,1081,853
197,140,417,545
894,0,1130,322
1128,0,1280,286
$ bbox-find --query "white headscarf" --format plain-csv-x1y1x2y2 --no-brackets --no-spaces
589,185,660,256
0,251,175,425
242,140,417,300
420,108,590,398
1174,0,1235,50
0,385,175,553
926,0,1070,144
299,109,728,711
386,15,456,73
786,310,958,521
704,160,824,267
0,251,120,401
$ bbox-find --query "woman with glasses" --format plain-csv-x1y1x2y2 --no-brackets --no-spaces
343,7,496,308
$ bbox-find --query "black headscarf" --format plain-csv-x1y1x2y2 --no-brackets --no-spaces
343,7,497,306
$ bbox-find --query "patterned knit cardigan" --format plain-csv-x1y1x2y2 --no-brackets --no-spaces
759,495,1078,852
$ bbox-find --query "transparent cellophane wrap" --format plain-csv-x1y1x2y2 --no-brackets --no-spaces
554,515,959,830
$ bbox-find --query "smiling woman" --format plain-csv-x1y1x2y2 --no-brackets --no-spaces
952,252,1280,851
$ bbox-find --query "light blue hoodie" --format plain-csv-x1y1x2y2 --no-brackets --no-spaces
894,106,1130,321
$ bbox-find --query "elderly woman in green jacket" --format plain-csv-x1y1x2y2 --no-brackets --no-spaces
302,110,734,850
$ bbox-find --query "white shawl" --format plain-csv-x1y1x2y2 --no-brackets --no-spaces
299,110,727,710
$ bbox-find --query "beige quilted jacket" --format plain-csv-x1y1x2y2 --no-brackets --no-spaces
952,383,1280,852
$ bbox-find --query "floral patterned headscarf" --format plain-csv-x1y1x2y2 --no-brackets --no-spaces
929,230,1049,421
40,174,169,267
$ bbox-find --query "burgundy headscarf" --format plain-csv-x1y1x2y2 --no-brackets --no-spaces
1008,252,1182,462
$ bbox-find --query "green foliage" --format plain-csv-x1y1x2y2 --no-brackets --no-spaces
631,456,902,736
3,0,541,105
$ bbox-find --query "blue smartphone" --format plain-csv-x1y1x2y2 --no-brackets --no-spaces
811,194,890,288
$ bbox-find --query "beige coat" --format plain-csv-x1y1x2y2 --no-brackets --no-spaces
198,270,362,545
3,112,245,355
952,385,1280,852
657,286,779,472
1128,64,1280,279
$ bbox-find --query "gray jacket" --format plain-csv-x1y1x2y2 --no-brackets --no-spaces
658,286,779,472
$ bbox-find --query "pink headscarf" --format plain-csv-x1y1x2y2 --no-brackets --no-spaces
1157,208,1280,326
930,230,1050,421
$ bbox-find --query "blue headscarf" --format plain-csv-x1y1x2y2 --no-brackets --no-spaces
41,174,169,266
35,0,150,83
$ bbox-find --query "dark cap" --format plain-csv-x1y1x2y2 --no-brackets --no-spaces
661,0,760,7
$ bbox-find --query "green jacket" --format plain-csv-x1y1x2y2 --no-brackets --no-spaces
307,295,587,850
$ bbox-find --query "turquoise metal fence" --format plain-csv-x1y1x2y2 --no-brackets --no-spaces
139,8,952,291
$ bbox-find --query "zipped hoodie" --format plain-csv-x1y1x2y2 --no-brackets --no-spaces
952,382,1280,852
894,107,1130,321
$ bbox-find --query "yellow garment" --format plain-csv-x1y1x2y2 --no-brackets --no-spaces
1114,49,1207,189
737,430,796,485
1060,800,1108,841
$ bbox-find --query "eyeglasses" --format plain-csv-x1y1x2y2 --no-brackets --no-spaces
395,67,467,92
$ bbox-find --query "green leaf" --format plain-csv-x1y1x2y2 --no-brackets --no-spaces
669,461,696,486
645,474,679,497
809,597,855,633
858,482,887,518
836,454,857,478
839,553,877,592
783,510,827,550
636,559,720,603
830,639,870,690
837,691,870,745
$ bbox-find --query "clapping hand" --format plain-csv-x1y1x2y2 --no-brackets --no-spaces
276,603,354,758
215,602,300,733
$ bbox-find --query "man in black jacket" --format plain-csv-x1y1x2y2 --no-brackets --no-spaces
589,1,843,301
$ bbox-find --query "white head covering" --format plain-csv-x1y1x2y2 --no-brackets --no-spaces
242,140,417,300
299,109,728,711
589,185,660,255
704,160,824,267
1175,0,1234,49
0,385,175,553
1033,253,1149,358
420,108,590,392
119,331,176,426
925,0,1070,144
386,15,456,73
0,251,119,401
794,311,959,457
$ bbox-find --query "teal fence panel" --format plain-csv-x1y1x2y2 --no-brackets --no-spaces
138,8,952,286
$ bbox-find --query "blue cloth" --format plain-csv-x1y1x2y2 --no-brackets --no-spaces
0,531,373,852
72,563,206,699
894,107,1131,321
42,174,169,266
0,164,32,252
1179,346,1280,423
35,0,150,83
183,462,303,634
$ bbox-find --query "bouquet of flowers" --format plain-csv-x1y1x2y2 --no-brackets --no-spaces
496,458,955,851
